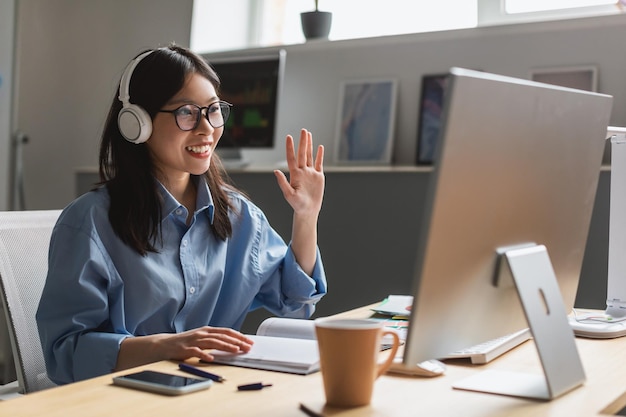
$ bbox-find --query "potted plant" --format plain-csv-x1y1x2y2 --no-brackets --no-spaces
300,0,332,40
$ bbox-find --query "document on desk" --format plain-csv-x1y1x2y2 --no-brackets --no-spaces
210,318,320,375
371,295,413,318
211,335,319,375
211,316,402,374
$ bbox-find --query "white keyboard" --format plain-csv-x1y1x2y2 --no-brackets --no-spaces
444,328,532,364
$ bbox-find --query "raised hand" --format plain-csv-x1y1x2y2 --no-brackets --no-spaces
274,128,325,217
273,129,325,275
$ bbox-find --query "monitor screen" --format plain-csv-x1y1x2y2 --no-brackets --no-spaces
208,51,285,151
402,67,612,366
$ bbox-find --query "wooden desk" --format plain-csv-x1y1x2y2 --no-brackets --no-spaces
2,305,626,417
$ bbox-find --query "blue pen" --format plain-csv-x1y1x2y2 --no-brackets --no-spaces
178,363,225,382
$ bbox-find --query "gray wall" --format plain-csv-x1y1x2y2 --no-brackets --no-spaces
208,14,626,167
0,0,16,210
13,0,194,210
12,8,626,210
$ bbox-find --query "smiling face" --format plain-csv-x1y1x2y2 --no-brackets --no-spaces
146,72,223,184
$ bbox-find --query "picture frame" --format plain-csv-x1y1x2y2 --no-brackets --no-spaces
416,73,449,165
334,78,398,165
530,65,598,92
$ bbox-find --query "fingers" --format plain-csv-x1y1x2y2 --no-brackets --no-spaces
201,334,252,353
202,327,254,352
286,129,321,169
285,134,296,166
199,350,215,362
188,346,215,363
208,326,254,343
171,327,254,361
305,129,313,167
295,129,312,168
273,169,291,196
296,129,305,167
314,144,324,172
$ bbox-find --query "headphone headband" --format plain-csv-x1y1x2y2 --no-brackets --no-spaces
118,50,154,105
117,50,154,144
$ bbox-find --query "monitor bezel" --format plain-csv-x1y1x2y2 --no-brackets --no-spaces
403,67,612,368
208,50,286,152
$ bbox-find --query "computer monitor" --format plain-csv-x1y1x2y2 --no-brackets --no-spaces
208,50,286,167
400,67,612,399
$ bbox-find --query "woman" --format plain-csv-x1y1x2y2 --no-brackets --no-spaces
36,45,327,385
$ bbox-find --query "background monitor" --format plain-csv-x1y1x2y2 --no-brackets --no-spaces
403,67,612,366
208,50,286,166
416,73,449,165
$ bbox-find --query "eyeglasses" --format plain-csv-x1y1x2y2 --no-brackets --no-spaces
158,101,232,131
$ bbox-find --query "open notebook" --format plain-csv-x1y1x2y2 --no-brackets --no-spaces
210,318,320,375
210,317,400,375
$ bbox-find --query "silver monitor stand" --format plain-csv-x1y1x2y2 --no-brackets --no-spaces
454,244,585,400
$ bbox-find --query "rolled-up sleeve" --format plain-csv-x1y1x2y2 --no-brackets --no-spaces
36,221,128,384
244,201,327,319
278,245,326,315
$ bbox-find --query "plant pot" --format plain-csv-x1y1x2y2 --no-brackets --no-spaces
300,11,332,40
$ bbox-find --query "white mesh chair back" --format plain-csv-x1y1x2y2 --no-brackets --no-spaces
0,210,61,393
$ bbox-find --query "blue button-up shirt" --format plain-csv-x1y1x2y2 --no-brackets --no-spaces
36,176,326,384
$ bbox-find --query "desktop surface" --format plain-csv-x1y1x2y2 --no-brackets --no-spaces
2,305,626,417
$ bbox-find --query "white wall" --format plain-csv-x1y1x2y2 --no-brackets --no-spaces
205,14,626,167
14,7,626,209
15,0,193,210
0,0,16,210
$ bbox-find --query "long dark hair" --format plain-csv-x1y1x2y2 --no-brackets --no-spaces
98,44,236,255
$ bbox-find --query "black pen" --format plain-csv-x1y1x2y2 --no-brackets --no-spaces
237,382,273,391
178,363,225,382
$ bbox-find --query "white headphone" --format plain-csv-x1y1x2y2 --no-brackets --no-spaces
117,50,154,144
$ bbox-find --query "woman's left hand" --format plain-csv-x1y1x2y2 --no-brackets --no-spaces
274,129,325,217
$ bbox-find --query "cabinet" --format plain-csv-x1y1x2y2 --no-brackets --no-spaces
75,167,610,333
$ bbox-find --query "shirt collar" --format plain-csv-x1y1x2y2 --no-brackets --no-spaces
156,176,215,224
195,175,215,223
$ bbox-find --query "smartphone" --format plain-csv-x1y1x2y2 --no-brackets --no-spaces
112,370,213,395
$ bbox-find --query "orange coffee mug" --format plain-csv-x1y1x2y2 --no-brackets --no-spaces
314,318,400,407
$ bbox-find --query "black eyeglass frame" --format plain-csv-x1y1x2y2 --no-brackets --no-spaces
158,101,232,131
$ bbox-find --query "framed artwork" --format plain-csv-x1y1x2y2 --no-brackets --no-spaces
530,65,598,92
416,73,449,165
334,78,398,165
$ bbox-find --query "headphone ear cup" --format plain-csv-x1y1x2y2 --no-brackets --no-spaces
118,104,152,144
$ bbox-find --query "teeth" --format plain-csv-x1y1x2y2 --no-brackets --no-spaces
186,145,210,154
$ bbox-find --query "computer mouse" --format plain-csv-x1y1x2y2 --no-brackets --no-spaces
417,359,447,376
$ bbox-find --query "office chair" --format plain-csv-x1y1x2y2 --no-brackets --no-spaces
0,210,61,396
